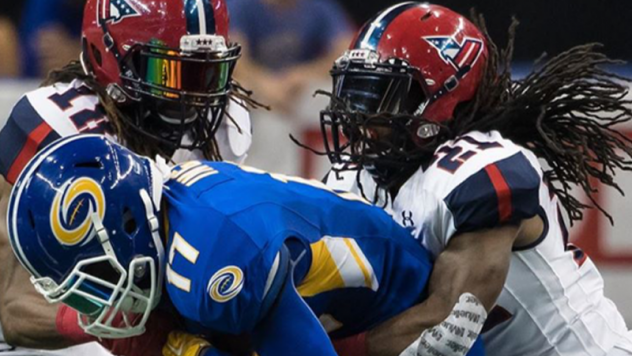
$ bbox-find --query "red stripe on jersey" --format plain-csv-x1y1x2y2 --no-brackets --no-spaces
485,164,512,223
7,122,54,184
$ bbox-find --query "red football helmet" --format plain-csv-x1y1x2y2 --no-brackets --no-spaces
320,2,488,183
81,0,240,150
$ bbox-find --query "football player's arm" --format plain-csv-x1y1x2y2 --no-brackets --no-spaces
335,153,543,356
251,245,339,356
364,223,524,356
0,176,69,349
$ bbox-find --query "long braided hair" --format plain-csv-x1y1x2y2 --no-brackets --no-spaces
41,61,267,162
448,12,632,223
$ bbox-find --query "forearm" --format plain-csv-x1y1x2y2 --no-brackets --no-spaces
0,178,69,349
0,251,70,349
361,295,458,356
339,225,519,356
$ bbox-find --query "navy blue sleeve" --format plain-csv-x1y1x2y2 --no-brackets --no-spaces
0,96,60,184
444,152,541,233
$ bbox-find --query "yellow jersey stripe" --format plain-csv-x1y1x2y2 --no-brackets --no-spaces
343,238,372,289
297,240,345,297
177,166,217,185
184,170,218,187
171,161,202,180
347,238,379,291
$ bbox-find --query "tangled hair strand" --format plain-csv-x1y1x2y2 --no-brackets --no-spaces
450,11,632,224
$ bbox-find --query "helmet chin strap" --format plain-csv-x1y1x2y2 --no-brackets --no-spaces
91,212,116,259
144,157,169,299
139,188,165,310
413,64,474,132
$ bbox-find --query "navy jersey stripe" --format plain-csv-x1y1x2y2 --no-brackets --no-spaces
444,165,499,232
445,152,541,233
354,2,419,50
495,153,541,222
0,97,47,180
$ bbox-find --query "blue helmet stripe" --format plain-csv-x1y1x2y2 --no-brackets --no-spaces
201,0,216,34
354,2,419,50
185,0,200,35
185,0,216,35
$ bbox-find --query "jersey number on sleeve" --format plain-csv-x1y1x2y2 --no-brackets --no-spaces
433,136,503,173
48,86,108,133
166,232,200,292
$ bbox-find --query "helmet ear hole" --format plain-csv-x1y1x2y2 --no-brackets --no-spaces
122,207,138,235
74,160,104,169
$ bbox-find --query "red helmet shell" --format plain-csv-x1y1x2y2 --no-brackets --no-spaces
352,3,488,124
82,0,230,88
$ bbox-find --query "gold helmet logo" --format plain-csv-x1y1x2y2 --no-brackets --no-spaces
50,178,106,246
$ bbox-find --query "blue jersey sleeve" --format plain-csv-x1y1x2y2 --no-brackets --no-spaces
166,207,285,336
444,152,541,232
0,96,60,184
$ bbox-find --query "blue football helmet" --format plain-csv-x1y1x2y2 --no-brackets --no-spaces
7,134,166,338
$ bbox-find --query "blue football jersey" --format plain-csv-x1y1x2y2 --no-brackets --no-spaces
162,161,433,346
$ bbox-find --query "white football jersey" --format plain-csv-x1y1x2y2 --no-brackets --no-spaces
0,79,252,185
326,130,632,356
0,79,253,355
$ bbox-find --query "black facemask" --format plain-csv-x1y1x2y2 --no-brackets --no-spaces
319,57,435,187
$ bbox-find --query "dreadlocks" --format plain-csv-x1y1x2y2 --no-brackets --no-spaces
41,61,267,162
450,12,632,223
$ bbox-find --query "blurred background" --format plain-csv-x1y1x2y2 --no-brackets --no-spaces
1,0,631,325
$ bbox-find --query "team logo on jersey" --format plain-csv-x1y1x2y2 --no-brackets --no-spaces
50,178,106,246
208,266,244,303
424,36,483,71
98,0,140,25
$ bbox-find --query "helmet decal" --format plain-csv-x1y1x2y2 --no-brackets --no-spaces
207,266,244,303
184,0,217,35
424,36,484,72
50,177,106,246
98,0,141,25
354,2,417,50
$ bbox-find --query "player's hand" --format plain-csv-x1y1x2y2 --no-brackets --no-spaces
162,331,211,356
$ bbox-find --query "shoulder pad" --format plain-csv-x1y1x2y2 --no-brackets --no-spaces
443,151,542,232
0,82,110,184
0,95,60,184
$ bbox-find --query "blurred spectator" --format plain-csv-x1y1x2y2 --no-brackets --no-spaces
228,0,353,113
0,2,22,77
20,0,84,78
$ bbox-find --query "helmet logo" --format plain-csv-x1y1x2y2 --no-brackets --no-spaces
207,266,244,303
98,0,140,24
424,36,483,72
50,178,106,246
